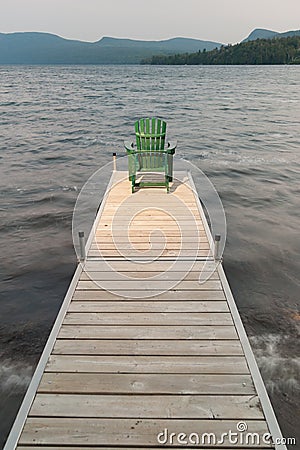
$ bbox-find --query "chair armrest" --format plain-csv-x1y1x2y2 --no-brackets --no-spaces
167,140,177,154
124,141,136,153
125,140,176,154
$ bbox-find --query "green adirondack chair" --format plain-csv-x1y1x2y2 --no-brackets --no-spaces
124,118,176,193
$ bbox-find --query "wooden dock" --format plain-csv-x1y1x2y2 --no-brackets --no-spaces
6,171,286,449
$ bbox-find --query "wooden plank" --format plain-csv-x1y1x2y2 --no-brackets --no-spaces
106,189,196,195
89,248,211,255
97,221,205,227
38,372,256,395
104,193,197,199
99,208,202,214
19,418,271,447
99,212,203,219
101,204,201,209
104,200,199,205
90,242,211,250
104,193,196,198
87,250,211,257
17,447,268,450
99,201,200,207
99,207,201,212
103,203,201,208
58,325,238,340
53,339,243,356
102,203,201,209
68,300,229,312
76,280,221,291
94,225,206,232
98,212,202,218
92,235,209,242
99,207,201,213
99,219,203,225
93,235,208,242
92,234,206,240
72,289,226,301
45,355,249,374
30,394,263,419
100,203,200,209
99,199,201,207
80,271,219,281
83,261,218,272
63,312,233,326
100,196,201,203
94,234,208,241
95,232,209,239
97,226,205,233
106,198,197,201
97,214,203,221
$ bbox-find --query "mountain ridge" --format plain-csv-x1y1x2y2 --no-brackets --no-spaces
1,29,300,64
243,28,300,42
0,32,221,64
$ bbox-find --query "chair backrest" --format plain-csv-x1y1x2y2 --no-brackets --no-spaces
135,118,166,151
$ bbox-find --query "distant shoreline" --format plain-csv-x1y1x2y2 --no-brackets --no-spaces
0,29,299,65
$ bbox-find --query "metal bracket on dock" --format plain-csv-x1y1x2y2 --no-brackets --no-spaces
214,234,222,261
78,231,86,260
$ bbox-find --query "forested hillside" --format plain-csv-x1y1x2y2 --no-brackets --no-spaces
142,36,300,65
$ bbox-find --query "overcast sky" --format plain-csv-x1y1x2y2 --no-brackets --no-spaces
1,0,300,44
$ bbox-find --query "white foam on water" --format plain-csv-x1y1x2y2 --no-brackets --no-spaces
0,360,33,393
250,334,300,395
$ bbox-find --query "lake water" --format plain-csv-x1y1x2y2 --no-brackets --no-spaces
0,65,299,447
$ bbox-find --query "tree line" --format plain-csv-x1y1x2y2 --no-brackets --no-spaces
141,36,300,65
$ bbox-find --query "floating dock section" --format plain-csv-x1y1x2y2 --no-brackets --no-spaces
5,171,286,449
